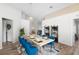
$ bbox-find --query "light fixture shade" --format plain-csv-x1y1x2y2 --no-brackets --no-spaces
29,16,33,20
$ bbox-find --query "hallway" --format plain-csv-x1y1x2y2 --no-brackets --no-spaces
73,39,79,55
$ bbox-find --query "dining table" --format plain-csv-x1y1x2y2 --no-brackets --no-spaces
24,35,55,54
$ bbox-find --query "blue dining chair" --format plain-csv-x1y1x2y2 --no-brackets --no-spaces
48,35,59,52
48,35,55,48
19,37,38,55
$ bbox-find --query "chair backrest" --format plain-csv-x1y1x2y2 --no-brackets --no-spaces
19,37,30,49
48,35,54,39
19,37,38,55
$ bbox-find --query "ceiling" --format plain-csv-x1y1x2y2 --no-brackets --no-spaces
5,3,73,25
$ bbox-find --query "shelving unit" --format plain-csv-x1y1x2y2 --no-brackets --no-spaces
44,26,50,37
51,26,58,42
43,25,58,43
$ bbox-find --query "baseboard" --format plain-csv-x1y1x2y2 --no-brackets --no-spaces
58,42,72,47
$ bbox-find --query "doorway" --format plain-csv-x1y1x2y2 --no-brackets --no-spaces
74,19,79,41
2,18,13,44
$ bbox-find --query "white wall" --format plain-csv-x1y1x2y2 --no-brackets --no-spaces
0,20,2,49
31,4,71,30
0,4,21,49
20,19,31,35
42,11,79,46
2,20,6,42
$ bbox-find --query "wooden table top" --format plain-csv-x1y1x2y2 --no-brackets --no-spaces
24,35,54,47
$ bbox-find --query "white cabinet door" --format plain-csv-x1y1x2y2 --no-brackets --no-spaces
0,20,2,49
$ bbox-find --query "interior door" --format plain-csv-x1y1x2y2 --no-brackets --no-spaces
2,18,13,42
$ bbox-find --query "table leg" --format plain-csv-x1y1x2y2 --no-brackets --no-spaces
37,46,44,55
40,47,44,55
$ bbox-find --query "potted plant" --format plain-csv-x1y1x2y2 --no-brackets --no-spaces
19,28,25,37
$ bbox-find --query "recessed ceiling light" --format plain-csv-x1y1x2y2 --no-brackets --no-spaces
49,6,53,8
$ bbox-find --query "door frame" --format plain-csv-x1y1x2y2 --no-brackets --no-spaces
2,18,13,43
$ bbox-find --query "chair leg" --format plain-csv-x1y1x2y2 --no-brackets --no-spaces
17,45,25,55
49,45,59,53
49,46,55,53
